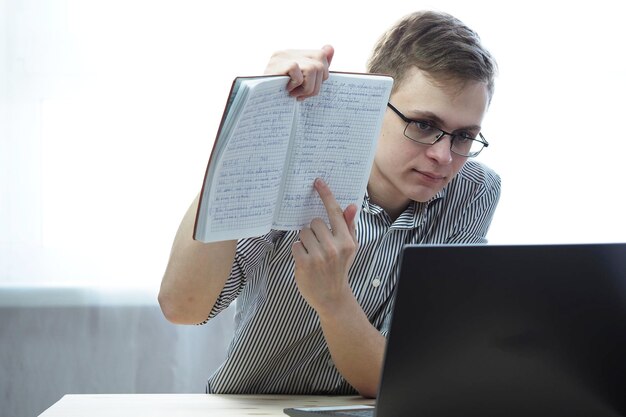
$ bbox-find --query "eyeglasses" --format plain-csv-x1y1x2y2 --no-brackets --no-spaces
387,102,489,158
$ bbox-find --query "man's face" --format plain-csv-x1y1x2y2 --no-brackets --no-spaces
368,67,490,218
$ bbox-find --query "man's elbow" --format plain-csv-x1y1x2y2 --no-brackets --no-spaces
357,386,378,399
352,377,379,399
158,291,209,325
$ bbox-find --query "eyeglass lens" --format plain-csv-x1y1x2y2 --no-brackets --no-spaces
404,123,484,156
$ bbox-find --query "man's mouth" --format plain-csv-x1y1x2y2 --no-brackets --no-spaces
415,170,446,182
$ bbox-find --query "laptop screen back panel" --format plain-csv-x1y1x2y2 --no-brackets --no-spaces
375,244,626,417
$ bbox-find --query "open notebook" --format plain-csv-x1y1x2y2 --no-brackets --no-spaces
284,243,626,417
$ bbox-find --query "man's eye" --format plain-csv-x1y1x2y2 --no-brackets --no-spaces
412,121,433,132
455,132,475,142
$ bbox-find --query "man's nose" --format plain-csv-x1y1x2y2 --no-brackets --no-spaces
425,135,453,164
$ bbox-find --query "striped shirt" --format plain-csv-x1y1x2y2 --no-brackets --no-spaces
204,159,501,395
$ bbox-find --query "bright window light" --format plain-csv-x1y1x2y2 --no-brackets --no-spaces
2,0,625,286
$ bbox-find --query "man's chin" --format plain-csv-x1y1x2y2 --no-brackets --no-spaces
406,187,441,204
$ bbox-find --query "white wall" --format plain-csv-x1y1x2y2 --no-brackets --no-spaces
0,0,8,250
2,0,626,286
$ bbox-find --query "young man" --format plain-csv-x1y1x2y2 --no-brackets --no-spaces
159,11,500,399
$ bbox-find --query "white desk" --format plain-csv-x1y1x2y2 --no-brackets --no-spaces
38,394,375,416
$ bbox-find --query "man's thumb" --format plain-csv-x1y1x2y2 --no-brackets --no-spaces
322,44,335,67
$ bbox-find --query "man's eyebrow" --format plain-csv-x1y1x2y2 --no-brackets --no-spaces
410,110,482,132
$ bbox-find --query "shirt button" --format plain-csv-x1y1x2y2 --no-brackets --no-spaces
372,278,381,288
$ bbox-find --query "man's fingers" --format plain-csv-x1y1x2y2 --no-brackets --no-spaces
343,204,358,244
314,178,348,235
295,71,321,99
286,66,304,92
297,227,322,255
292,240,308,258
264,46,334,99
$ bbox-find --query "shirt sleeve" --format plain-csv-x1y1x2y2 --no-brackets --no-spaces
201,230,286,323
379,309,393,338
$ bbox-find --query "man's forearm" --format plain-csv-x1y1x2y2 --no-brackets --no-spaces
318,294,386,398
159,194,237,324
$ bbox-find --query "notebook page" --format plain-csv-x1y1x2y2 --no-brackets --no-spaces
273,73,393,229
201,76,295,242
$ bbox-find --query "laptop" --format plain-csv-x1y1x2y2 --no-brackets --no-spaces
284,243,626,417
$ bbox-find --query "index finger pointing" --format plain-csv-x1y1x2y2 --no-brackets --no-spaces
313,178,348,235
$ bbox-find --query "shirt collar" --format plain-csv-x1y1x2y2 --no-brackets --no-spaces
362,188,446,229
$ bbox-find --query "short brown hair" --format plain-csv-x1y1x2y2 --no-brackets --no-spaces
367,11,497,100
